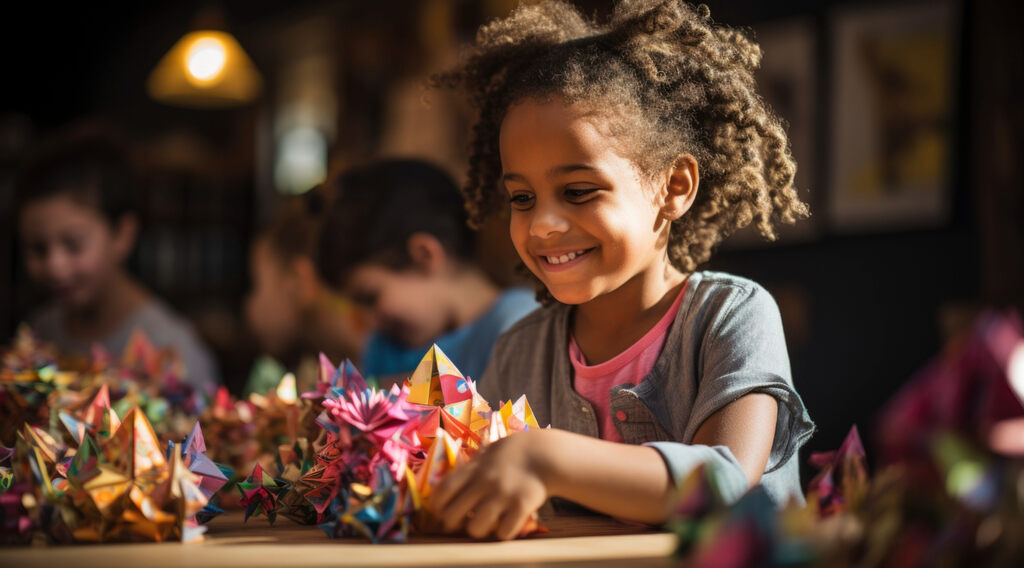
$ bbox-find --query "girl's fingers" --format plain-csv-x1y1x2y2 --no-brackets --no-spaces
465,495,505,539
438,479,485,533
494,501,531,541
430,461,475,513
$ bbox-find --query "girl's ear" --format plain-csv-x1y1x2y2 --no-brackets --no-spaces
406,232,448,276
111,213,139,262
659,154,699,221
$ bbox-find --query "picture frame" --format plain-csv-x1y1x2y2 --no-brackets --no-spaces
828,1,956,233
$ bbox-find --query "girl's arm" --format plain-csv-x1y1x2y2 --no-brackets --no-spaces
430,392,778,540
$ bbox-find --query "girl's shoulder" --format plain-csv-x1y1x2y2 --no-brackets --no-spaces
479,301,569,406
683,270,780,325
26,303,67,348
490,301,570,363
490,271,780,358
658,270,785,368
688,270,766,296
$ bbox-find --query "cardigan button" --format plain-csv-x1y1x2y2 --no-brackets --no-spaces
581,406,589,413
615,410,627,421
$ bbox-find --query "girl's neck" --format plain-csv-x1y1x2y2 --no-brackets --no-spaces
64,270,149,343
572,258,688,365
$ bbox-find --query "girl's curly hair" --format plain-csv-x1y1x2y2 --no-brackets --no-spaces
434,0,809,294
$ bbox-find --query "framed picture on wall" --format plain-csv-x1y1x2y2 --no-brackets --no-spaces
828,1,956,233
723,17,817,249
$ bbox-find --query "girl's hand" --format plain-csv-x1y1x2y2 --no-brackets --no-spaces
429,429,552,540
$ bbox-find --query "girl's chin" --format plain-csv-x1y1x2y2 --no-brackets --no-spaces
59,291,98,310
545,286,599,306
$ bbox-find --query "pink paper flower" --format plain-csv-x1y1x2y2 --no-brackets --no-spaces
324,384,415,444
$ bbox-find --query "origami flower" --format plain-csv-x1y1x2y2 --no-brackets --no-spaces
322,384,415,444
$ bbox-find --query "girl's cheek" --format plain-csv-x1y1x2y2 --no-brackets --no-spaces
508,217,532,255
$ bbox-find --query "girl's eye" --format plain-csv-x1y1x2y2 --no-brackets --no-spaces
564,187,598,201
63,236,85,255
508,193,534,210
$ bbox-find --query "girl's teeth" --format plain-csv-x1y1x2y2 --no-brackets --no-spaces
547,250,586,264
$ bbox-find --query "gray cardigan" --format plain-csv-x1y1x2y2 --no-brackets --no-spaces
479,271,816,507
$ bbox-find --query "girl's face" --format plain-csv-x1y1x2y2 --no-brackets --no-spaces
245,239,305,358
19,194,133,310
499,97,673,305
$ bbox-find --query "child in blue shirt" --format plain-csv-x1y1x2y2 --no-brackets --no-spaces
316,158,539,383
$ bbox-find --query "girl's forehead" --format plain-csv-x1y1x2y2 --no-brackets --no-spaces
504,99,611,147
19,193,111,231
500,98,641,174
504,96,607,127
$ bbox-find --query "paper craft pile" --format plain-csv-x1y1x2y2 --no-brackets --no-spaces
0,385,231,544
1,325,73,446
669,310,1024,566
198,373,319,496
237,345,545,542
97,329,206,432
1,327,205,447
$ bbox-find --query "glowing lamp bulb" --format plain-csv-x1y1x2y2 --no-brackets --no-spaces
186,37,226,83
277,373,298,404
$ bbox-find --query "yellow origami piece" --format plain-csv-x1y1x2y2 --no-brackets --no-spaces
407,344,462,407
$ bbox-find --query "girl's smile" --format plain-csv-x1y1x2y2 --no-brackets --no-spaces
537,247,595,271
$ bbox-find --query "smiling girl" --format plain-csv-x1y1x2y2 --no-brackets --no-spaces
429,0,816,539
15,123,219,394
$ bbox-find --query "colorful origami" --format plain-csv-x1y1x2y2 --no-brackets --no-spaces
1,443,37,543
1,326,206,450
805,426,868,518
670,310,1024,566
7,386,231,544
240,345,547,542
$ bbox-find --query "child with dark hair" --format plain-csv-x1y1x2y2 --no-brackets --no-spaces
244,189,368,395
15,122,219,394
427,0,816,539
316,158,538,383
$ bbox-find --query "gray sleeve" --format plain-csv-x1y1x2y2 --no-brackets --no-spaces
644,442,750,504
688,283,815,474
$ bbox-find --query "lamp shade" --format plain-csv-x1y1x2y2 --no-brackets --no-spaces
147,30,263,108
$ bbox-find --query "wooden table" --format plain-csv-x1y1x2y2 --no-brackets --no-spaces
0,511,677,567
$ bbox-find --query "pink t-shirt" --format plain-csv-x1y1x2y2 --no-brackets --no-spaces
569,280,689,442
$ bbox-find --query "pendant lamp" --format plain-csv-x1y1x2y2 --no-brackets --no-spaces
147,8,263,108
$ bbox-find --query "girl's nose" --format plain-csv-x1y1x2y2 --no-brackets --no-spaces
529,202,570,239
43,248,73,279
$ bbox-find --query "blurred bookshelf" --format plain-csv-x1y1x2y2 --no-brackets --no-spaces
134,162,256,394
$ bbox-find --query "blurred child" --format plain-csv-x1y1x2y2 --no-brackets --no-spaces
15,122,219,394
428,0,816,539
316,158,539,384
244,190,368,395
